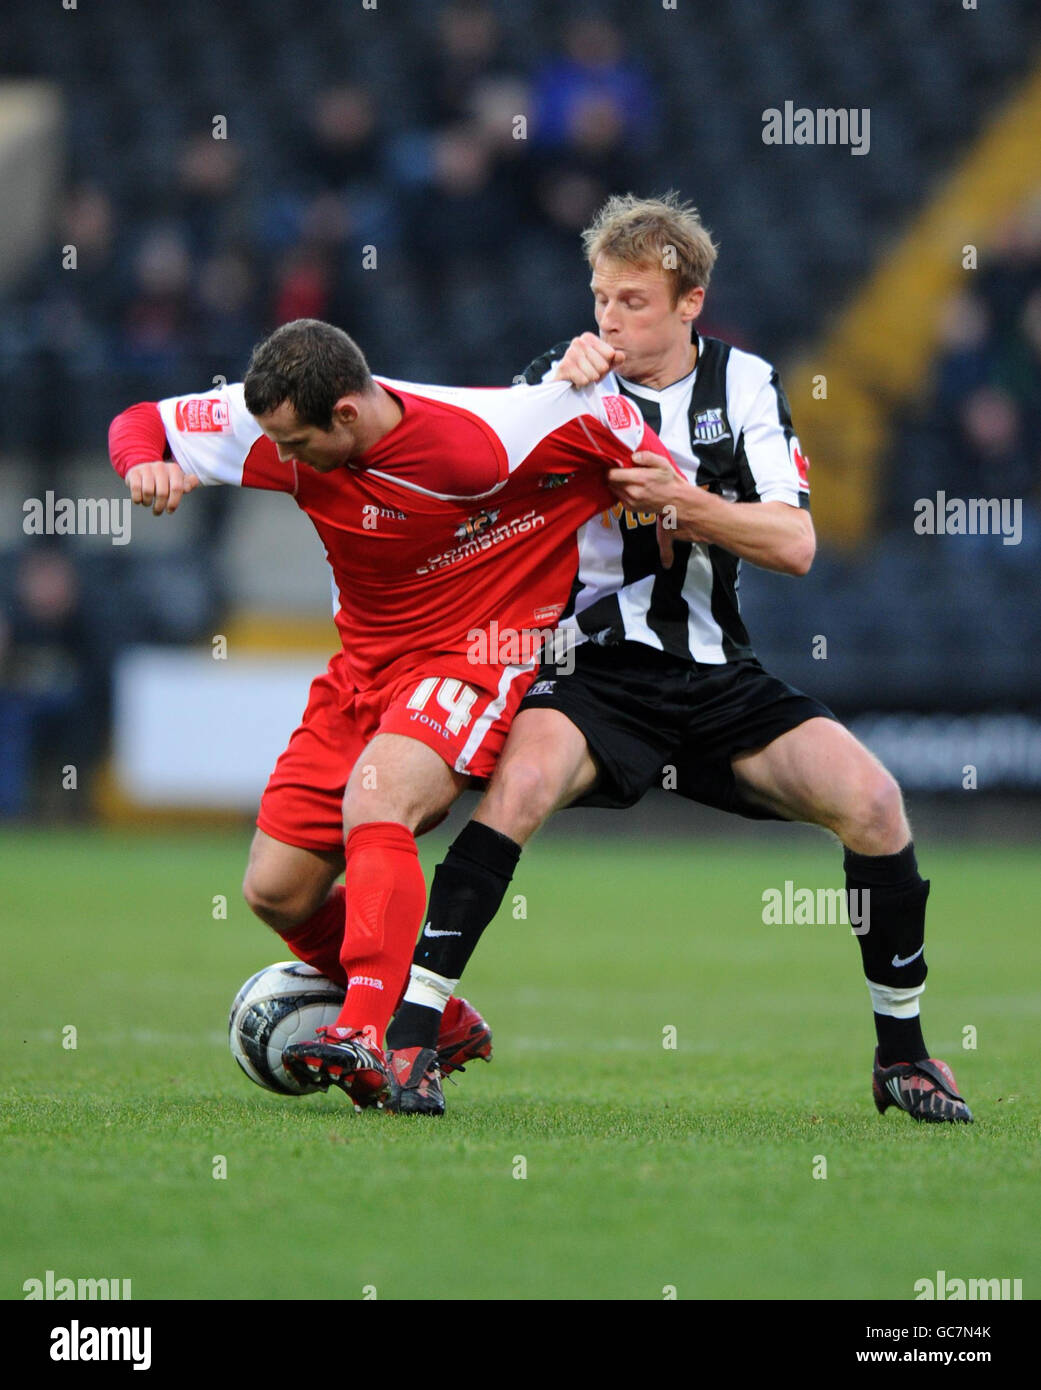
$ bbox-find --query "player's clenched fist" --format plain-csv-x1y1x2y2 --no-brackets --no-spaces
125,460,199,515
551,332,625,387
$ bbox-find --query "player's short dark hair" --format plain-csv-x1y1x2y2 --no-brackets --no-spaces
243,319,374,429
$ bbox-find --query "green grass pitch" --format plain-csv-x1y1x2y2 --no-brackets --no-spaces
2,825,1038,1301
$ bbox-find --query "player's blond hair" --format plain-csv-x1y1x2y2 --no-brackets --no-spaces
581,192,719,299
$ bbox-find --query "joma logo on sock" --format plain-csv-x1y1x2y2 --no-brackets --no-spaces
761,882,869,935
914,1270,1022,1300
24,1271,131,1300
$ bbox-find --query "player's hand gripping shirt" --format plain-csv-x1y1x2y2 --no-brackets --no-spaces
109,378,670,693
520,334,811,665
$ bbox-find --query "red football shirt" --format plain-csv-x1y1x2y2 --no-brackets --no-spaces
109,377,672,692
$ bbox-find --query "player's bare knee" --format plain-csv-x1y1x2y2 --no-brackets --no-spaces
242,870,306,934
241,872,282,927
342,789,414,834
873,769,909,843
486,758,559,839
845,767,909,854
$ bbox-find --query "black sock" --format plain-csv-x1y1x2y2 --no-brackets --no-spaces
386,822,521,1051
845,842,930,1066
873,1014,928,1068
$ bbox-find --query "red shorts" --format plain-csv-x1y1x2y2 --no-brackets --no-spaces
257,650,536,853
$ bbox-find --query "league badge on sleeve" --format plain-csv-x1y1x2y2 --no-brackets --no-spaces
602,394,637,431
174,398,231,432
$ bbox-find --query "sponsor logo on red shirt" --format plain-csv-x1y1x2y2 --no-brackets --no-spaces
175,398,231,433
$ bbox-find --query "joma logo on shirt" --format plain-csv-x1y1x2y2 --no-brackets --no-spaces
362,504,407,529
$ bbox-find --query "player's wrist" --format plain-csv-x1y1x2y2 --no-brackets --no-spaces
675,486,721,539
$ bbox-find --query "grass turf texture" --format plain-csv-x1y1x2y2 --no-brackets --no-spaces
2,826,1038,1302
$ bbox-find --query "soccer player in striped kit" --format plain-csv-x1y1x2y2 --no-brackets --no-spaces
386,194,972,1125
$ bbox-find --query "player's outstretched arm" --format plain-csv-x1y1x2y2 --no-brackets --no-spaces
110,385,283,506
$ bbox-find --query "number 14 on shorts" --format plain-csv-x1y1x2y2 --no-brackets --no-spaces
407,677,478,734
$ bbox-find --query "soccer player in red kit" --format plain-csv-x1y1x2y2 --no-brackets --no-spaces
109,318,671,1106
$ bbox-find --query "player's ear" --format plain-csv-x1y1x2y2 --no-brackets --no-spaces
330,396,361,428
679,287,705,324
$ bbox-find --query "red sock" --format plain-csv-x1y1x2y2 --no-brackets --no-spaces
336,822,427,1047
276,886,348,986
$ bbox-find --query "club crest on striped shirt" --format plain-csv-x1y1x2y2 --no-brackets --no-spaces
692,407,730,444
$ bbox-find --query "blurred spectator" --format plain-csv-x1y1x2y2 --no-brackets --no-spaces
194,246,259,372
175,133,245,252
273,246,336,325
469,74,535,165
61,182,121,323
293,85,381,193
0,549,108,817
119,226,195,375
957,385,1035,500
424,2,508,127
406,125,523,270
976,198,1041,336
532,16,657,152
931,289,992,410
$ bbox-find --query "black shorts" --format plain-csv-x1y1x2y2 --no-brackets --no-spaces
518,640,837,818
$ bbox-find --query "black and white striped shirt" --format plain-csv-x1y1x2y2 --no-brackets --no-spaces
520,334,810,665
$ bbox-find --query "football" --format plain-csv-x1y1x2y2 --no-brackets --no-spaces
228,961,345,1095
